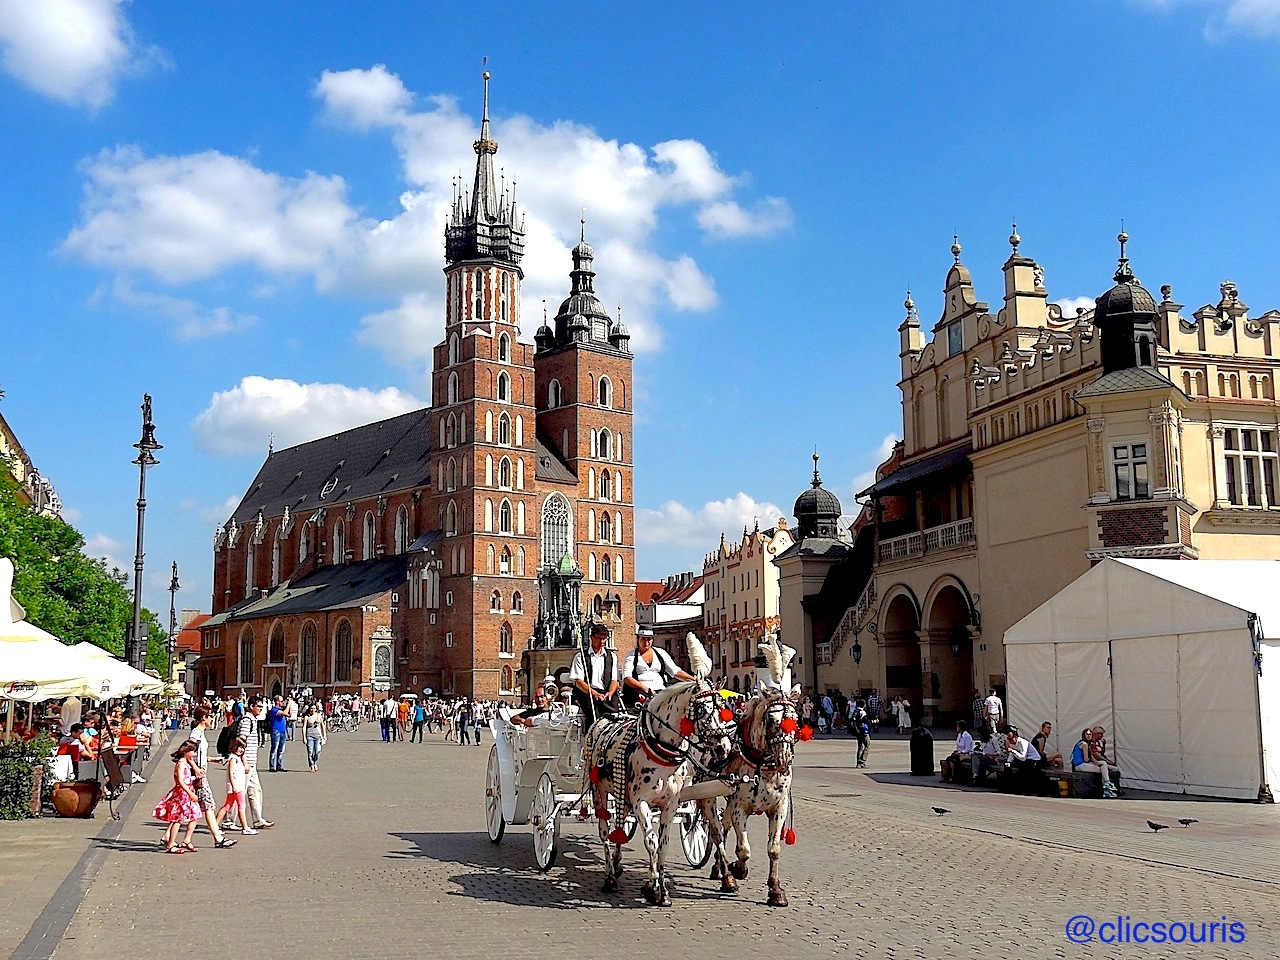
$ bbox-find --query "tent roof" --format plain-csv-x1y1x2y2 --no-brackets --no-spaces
1006,558,1280,644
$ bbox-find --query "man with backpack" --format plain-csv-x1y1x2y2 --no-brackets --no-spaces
851,698,871,768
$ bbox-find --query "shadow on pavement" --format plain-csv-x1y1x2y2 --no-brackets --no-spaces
388,831,734,908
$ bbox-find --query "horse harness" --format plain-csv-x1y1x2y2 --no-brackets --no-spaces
737,694,797,776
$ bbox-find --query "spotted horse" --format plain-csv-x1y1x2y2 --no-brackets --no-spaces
701,633,809,906
580,632,735,906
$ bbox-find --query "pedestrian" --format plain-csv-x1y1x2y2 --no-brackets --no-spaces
302,703,327,772
457,700,472,745
411,701,425,743
267,695,288,772
397,697,410,740
852,699,871,768
894,695,912,734
444,703,456,742
984,689,1004,736
225,697,274,832
378,697,390,742
473,702,484,745
215,737,250,832
285,693,299,742
188,707,236,848
971,689,987,739
154,738,202,854
866,689,882,731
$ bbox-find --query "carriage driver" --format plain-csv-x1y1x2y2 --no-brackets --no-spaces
622,627,695,707
570,622,621,722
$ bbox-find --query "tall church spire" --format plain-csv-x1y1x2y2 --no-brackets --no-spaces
445,72,525,266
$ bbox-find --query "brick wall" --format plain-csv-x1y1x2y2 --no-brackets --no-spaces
1098,506,1167,548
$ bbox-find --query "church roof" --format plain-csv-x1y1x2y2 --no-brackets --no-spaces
204,554,410,624
229,409,431,525
534,427,576,484
1075,365,1181,399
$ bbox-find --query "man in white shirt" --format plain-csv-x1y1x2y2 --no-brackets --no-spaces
1004,725,1044,790
984,689,1004,735
285,695,299,741
570,623,621,723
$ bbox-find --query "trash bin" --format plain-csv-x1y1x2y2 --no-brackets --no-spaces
909,726,934,776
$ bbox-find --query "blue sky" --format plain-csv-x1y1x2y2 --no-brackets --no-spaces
2,1,1279,617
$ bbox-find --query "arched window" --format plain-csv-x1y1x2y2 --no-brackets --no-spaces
271,537,281,586
486,544,495,574
485,454,493,486
499,499,513,534
615,512,623,542
447,457,457,491
237,628,255,686
548,379,561,408
588,468,596,499
498,413,511,445
517,500,525,534
541,494,572,568
484,499,493,532
331,521,345,564
517,458,525,490
300,621,317,683
448,372,459,405
588,508,596,541
446,501,458,536
500,622,513,655
485,410,493,442
497,372,510,402
438,417,446,449
499,457,512,488
449,333,459,365
593,593,603,616
490,590,502,612
599,376,613,408
502,665,514,692
268,622,285,664
599,429,612,460
600,554,612,583
599,512,612,543
498,332,510,362
500,545,512,575
333,620,353,683
363,511,376,560
516,415,524,446
600,469,611,502
588,553,597,580
244,544,255,598
617,432,624,462
299,524,311,562
474,269,484,317
395,505,409,553
517,546,526,576
446,413,456,448
615,554,624,584
512,591,523,613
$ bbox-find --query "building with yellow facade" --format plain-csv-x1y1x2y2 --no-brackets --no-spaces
790,230,1280,725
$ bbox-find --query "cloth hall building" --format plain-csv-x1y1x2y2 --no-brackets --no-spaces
781,230,1280,726
196,78,636,701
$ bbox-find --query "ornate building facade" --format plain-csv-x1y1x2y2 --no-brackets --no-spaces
199,77,636,700
787,230,1280,725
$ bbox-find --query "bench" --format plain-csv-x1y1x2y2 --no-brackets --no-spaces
1067,768,1122,798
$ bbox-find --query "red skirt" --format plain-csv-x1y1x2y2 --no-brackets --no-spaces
153,786,200,823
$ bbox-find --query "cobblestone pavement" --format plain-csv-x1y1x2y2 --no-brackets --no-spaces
32,727,1280,960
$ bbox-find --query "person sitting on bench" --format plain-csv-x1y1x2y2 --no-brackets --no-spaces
1030,721,1063,767
940,720,975,782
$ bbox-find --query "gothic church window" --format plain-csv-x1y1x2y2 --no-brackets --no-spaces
333,619,353,683
331,521,345,564
449,333,459,365
548,379,562,408
268,622,284,664
395,506,409,553
512,591,523,613
238,628,254,685
363,511,376,559
499,457,511,489
500,499,513,534
497,372,510,402
599,376,612,408
300,622,317,683
498,331,510,361
448,373,459,405
599,429,612,460
541,493,571,567
474,269,484,317
486,544,495,574
498,413,511,445
500,546,512,575
500,622,513,654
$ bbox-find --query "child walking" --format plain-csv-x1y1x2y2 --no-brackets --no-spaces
214,738,252,834
153,739,202,853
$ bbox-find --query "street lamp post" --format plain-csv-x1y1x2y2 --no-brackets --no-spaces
167,561,181,688
127,394,162,673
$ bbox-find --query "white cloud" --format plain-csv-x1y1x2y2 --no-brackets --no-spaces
636,493,787,551
198,495,241,525
696,197,794,238
63,68,791,356
1054,296,1097,319
0,0,160,108
102,276,257,339
850,433,901,503
1131,0,1280,37
83,532,128,574
192,376,425,456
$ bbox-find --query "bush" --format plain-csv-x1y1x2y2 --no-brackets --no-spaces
0,734,56,820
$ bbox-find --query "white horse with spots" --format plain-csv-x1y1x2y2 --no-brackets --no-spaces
703,634,805,906
581,633,734,905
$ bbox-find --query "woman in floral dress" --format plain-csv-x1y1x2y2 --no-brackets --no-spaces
153,739,202,853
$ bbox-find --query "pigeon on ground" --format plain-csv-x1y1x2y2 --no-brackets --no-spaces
1178,818,1198,827
1147,820,1168,833
932,807,950,816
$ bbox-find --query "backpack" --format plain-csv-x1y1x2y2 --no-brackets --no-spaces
215,722,238,758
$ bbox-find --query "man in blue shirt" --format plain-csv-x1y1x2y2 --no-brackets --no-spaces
267,696,289,772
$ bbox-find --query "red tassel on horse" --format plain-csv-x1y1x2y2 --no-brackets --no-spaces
607,827,629,844
780,716,797,734
784,828,797,845
798,724,814,741
679,717,694,737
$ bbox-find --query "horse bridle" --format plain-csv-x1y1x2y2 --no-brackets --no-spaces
639,686,731,772
738,693,798,775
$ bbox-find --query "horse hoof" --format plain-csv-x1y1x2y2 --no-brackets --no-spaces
721,877,738,894
709,861,722,880
641,882,657,905
768,889,789,907
658,891,672,907
729,861,749,881
603,876,618,893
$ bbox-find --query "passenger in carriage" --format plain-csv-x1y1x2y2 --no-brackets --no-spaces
621,627,695,709
512,678,558,728
570,622,622,723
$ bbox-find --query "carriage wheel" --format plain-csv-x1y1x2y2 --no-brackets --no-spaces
531,773,559,871
679,806,712,868
485,746,505,843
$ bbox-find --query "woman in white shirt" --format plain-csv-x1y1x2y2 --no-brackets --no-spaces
621,631,695,708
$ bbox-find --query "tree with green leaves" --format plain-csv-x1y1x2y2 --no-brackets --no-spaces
0,470,167,673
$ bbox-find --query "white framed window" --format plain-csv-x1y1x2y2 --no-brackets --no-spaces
1112,443,1150,501
448,372,459,405
498,331,510,362
599,376,613,408
548,379,562,408
445,590,454,607
498,413,511,446
445,631,453,648
497,372,510,403
512,591,523,613
500,622,513,655
1223,427,1279,507
490,590,502,612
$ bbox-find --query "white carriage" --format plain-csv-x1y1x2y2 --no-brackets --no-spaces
484,704,713,871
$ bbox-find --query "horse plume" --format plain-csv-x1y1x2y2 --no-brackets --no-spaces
686,632,712,679
759,633,784,686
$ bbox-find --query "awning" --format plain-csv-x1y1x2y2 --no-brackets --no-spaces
859,442,973,499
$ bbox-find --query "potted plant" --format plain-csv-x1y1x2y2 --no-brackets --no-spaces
0,733,56,820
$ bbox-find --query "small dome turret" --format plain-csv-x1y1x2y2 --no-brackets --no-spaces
793,453,842,539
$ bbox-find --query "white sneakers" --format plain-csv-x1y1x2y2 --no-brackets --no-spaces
241,827,259,835
131,773,147,783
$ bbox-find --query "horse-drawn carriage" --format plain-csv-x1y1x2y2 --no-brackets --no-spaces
482,633,805,906
484,698,713,871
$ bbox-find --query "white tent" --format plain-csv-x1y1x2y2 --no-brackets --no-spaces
1005,558,1278,801
69,642,166,696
